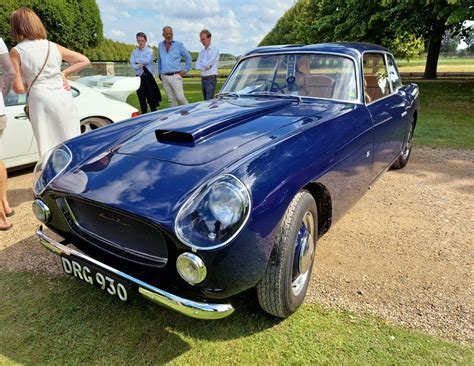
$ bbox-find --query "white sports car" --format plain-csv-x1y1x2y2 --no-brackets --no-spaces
1,76,140,169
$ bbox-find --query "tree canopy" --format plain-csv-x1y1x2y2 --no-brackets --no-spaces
0,0,103,51
260,0,473,78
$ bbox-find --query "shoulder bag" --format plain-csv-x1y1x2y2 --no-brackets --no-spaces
24,41,50,119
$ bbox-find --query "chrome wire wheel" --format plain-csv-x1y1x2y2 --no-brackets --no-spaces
292,211,315,296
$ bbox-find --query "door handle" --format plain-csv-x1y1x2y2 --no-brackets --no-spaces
14,113,28,120
401,111,408,117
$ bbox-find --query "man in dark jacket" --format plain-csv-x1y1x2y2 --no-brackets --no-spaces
130,32,161,113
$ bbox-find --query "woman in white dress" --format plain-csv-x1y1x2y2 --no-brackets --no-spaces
9,7,90,158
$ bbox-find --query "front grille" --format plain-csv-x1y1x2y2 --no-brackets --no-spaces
63,198,168,266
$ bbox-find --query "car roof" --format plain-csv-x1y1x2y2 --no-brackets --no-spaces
242,42,390,59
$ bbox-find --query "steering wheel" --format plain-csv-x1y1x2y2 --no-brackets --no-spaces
254,78,286,93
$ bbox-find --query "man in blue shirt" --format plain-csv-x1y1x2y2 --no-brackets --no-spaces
158,26,192,107
130,32,158,113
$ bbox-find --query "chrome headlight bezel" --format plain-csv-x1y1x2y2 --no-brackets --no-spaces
175,174,251,251
33,144,72,195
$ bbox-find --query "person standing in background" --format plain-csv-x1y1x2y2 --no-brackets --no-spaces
130,32,160,113
9,7,90,158
158,26,191,107
195,29,219,100
0,37,16,231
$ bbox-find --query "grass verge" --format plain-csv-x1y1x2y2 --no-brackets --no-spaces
409,80,474,149
1,272,472,364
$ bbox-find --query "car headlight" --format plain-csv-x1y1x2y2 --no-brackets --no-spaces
33,144,72,195
175,174,251,250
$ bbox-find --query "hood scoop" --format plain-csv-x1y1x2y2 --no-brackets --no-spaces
154,98,293,144
155,130,194,145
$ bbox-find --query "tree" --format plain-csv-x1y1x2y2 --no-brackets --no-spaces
260,0,310,46
259,0,472,79
379,0,471,78
0,0,103,51
260,1,424,59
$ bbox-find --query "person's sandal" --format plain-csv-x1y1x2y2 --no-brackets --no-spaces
0,223,13,231
6,209,15,217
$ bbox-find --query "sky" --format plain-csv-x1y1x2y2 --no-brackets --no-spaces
96,0,295,56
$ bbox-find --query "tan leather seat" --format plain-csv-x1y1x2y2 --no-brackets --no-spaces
300,75,335,98
364,75,385,102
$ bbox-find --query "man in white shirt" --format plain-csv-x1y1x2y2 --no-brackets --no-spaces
0,38,16,230
195,29,219,100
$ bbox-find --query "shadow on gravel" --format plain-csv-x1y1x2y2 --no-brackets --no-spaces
0,234,63,274
403,148,474,194
7,187,35,208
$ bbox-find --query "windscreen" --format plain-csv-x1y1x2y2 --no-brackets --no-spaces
221,53,357,102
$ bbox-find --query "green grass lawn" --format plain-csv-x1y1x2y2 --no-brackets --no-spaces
187,57,474,76
408,80,474,149
0,272,472,365
397,57,474,73
128,79,474,150
127,79,224,109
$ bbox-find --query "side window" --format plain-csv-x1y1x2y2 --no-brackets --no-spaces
363,53,390,103
71,87,80,98
387,54,402,90
294,54,356,101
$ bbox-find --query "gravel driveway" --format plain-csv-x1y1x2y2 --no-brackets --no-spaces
1,147,472,342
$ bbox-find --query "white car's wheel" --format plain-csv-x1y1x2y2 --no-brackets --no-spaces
80,117,112,134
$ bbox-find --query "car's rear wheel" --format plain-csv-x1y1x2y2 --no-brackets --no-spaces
80,117,112,134
257,191,317,318
392,120,415,169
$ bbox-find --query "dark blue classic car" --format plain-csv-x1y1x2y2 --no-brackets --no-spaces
33,43,418,319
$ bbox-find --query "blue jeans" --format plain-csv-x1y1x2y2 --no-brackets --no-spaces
201,76,217,100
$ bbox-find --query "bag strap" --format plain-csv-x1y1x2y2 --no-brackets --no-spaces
26,41,51,96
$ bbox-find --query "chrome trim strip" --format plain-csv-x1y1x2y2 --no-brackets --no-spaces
36,226,234,320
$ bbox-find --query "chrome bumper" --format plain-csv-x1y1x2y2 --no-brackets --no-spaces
36,226,234,320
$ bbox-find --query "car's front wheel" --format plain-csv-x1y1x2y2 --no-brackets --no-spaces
80,117,112,134
257,191,317,318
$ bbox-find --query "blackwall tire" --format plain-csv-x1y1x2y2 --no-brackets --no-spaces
257,190,317,318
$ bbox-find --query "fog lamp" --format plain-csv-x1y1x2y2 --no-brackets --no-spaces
32,199,51,223
176,253,207,285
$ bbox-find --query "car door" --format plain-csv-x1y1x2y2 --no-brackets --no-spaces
363,52,407,179
386,53,412,148
1,92,37,167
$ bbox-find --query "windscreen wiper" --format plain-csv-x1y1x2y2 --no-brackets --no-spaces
245,91,302,103
217,92,240,98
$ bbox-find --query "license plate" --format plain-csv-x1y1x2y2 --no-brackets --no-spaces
61,255,131,302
